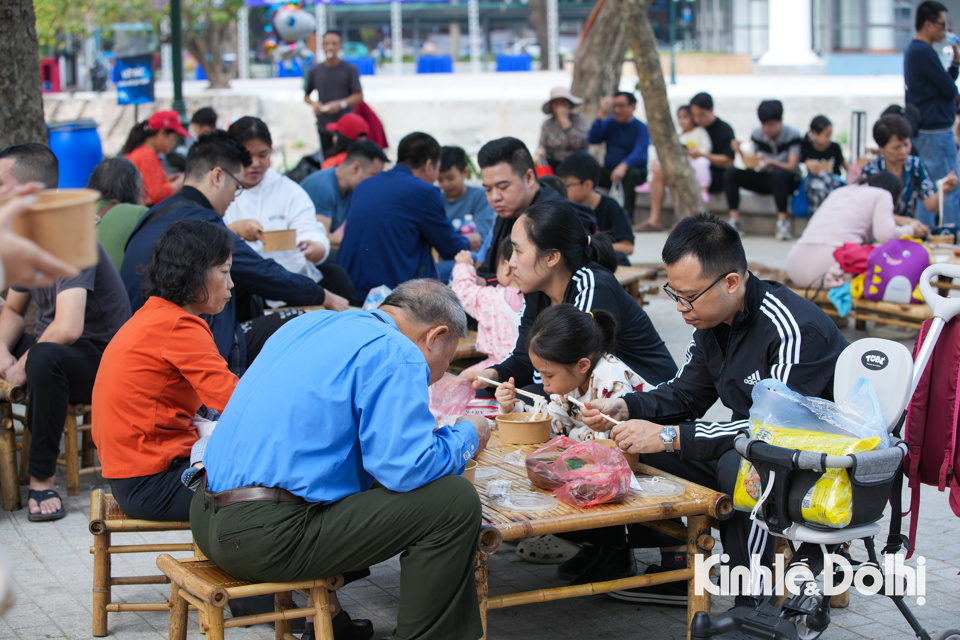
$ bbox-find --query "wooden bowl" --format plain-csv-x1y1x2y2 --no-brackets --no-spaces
462,459,478,483
262,229,297,252
594,439,641,472
495,412,552,445
12,188,99,269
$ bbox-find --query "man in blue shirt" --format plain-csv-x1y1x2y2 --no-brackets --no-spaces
588,91,650,221
121,132,349,375
436,145,496,280
336,133,479,305
192,279,490,640
301,140,388,239
905,0,960,226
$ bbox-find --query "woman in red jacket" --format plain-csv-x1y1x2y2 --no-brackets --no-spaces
122,110,188,206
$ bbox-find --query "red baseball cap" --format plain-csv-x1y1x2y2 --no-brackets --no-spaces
147,110,189,137
325,113,370,141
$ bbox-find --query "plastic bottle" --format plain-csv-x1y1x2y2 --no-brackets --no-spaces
948,31,960,46
460,214,477,235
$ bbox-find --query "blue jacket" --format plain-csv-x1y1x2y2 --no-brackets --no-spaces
336,164,470,301
905,38,960,130
120,187,327,373
588,116,650,170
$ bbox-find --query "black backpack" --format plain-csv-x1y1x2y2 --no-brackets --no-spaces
285,151,324,184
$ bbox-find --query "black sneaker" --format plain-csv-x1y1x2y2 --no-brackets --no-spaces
557,544,602,580
301,610,374,640
569,547,637,585
606,564,688,606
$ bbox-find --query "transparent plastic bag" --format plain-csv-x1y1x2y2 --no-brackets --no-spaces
609,181,625,208
428,373,476,421
362,285,392,310
525,436,632,508
733,378,887,528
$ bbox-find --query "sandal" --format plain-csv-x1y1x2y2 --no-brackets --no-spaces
515,535,580,564
27,489,66,522
633,219,663,232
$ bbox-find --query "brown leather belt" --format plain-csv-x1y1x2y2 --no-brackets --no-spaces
199,472,307,508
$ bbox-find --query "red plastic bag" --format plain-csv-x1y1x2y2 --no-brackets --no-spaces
525,436,632,508
428,373,476,421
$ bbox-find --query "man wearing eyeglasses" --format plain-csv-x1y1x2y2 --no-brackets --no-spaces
906,0,960,227
121,132,348,376
582,213,847,607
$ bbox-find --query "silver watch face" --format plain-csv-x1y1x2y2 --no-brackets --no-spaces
660,426,677,441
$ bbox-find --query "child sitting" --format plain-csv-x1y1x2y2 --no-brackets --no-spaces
800,114,849,214
677,104,713,204
495,304,647,442
450,238,523,372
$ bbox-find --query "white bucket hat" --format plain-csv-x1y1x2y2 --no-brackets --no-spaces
542,86,584,114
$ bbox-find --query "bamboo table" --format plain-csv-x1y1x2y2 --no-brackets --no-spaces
473,433,732,640
615,265,659,306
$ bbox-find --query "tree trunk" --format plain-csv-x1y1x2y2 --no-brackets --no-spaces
0,0,48,148
571,0,628,127
623,0,703,218
528,0,550,71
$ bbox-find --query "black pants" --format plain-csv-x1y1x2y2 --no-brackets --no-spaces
109,457,193,521
638,449,774,581
13,336,103,480
240,308,307,366
317,262,356,304
599,165,647,222
317,129,335,159
724,167,801,214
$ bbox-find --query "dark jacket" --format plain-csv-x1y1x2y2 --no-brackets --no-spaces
120,187,327,373
491,262,677,388
477,182,597,280
622,274,848,461
905,38,960,131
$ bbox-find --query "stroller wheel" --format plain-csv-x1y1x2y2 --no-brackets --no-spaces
933,630,960,640
789,594,826,640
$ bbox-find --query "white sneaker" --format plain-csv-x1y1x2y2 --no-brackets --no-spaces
775,219,793,241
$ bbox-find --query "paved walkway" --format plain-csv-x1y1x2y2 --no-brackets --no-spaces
1,233,958,639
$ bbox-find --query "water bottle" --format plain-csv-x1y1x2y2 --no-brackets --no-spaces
948,31,960,46
460,214,477,235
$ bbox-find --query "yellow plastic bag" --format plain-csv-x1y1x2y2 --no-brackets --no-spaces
733,422,880,528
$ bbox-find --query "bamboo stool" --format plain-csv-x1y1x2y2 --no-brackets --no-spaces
0,380,26,510
157,554,343,640
89,489,193,637
58,403,99,495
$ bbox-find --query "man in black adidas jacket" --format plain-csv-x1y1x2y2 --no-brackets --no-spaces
583,214,848,605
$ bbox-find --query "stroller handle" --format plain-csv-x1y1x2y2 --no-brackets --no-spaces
918,263,960,321
734,433,854,470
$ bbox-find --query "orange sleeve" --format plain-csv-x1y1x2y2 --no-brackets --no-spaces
161,316,238,412
127,147,174,205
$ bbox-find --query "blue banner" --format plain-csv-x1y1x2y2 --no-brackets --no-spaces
115,54,155,106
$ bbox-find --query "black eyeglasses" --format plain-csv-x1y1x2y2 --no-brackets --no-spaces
663,270,736,311
219,167,246,197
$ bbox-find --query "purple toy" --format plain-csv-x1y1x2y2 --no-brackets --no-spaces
863,237,930,304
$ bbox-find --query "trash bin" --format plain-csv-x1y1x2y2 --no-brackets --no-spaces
47,120,104,189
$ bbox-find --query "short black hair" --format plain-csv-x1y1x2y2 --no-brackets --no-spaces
323,29,343,41
873,114,913,148
477,137,535,179
860,170,904,207
440,146,468,173
140,219,233,306
227,116,272,148
185,130,252,180
539,175,568,198
916,1,947,31
0,143,59,188
809,115,832,134
397,132,441,169
614,91,637,106
677,104,692,118
556,150,600,186
690,92,714,111
757,99,783,124
344,140,388,165
87,157,142,204
661,213,747,279
191,107,218,128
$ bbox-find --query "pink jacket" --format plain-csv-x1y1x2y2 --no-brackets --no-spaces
451,263,523,366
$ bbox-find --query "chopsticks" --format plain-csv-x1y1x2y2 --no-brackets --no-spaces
476,376,624,426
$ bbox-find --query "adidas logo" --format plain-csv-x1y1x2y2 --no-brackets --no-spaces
743,371,762,386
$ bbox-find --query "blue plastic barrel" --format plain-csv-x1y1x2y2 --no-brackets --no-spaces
47,120,104,189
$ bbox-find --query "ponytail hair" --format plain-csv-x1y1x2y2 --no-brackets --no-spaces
520,201,618,274
529,304,617,370
121,120,159,155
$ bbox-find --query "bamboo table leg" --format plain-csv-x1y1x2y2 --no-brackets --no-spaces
0,404,20,511
686,515,712,640
474,551,489,640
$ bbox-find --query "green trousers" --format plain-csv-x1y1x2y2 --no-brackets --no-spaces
190,474,483,640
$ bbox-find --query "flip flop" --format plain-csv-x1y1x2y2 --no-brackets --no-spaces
27,489,66,522
633,219,663,232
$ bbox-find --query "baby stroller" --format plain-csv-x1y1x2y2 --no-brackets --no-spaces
691,263,960,640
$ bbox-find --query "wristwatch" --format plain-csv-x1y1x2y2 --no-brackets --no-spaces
659,425,677,453
339,99,348,110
